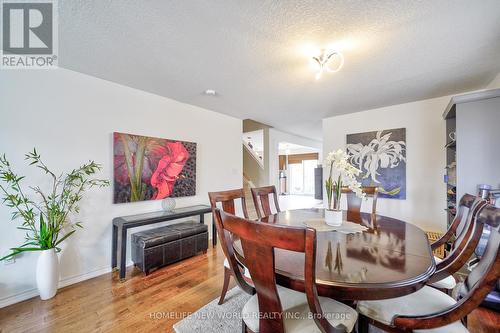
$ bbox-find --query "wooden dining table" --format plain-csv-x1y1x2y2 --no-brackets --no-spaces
234,208,436,301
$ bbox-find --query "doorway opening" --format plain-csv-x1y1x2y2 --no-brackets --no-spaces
278,142,322,209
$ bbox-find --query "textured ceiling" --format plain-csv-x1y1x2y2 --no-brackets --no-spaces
59,1,500,140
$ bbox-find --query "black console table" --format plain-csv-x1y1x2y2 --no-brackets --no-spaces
112,204,213,280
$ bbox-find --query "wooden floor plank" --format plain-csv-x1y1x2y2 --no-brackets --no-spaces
0,246,231,333
0,245,497,332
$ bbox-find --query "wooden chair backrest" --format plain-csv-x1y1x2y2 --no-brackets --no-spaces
429,195,486,282
211,207,254,297
394,204,500,330
218,209,346,333
452,194,484,247
464,205,500,291
208,188,249,218
208,189,253,294
251,185,281,219
340,186,378,215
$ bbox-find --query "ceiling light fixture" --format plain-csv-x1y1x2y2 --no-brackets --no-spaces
312,49,344,80
204,89,217,96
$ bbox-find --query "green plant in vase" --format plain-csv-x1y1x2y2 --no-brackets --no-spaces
0,149,109,300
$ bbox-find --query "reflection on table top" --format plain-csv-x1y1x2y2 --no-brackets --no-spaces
234,208,435,300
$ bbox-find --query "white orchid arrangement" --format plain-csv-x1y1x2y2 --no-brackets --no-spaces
325,149,365,211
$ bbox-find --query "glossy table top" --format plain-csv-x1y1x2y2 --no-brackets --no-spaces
236,208,435,300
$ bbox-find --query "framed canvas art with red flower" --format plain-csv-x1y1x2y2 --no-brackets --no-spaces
113,132,196,203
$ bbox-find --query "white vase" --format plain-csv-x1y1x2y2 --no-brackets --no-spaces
36,249,59,300
325,209,343,226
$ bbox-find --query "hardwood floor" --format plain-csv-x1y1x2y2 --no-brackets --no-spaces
0,245,498,333
0,246,232,333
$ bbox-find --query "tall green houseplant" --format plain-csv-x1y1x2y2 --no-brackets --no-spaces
0,149,109,260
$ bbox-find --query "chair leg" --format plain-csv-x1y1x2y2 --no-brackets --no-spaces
357,314,369,333
462,314,468,328
242,319,247,333
218,266,231,305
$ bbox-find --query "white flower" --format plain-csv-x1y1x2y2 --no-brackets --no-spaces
325,148,365,200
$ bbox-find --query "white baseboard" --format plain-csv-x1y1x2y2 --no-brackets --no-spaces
0,238,215,309
0,289,39,309
0,266,112,309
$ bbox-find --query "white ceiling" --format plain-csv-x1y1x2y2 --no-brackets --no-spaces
59,1,500,140
278,142,319,155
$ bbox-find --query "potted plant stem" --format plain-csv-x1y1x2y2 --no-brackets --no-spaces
0,149,109,300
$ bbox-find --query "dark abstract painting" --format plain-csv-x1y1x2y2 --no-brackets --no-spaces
346,128,406,199
113,132,196,203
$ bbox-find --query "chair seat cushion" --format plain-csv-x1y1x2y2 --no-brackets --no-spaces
223,258,251,279
357,286,468,333
242,285,358,333
429,256,457,290
429,275,457,290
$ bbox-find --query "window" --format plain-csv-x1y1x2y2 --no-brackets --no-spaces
289,159,318,195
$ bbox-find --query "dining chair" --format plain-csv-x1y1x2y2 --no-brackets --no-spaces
357,203,500,333
251,185,281,219
208,189,254,305
427,194,486,292
216,209,358,333
340,186,378,215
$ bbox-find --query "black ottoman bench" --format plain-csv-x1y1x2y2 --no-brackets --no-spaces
131,221,208,275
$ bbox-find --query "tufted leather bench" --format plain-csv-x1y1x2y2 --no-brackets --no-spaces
131,221,208,275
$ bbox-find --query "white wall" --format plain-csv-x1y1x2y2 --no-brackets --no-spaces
0,69,242,307
323,96,448,232
487,72,500,89
268,128,322,190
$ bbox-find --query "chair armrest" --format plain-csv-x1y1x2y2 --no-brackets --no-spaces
394,278,497,330
430,228,454,250
392,301,464,330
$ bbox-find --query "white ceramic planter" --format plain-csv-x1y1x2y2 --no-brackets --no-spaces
325,209,343,226
36,249,59,300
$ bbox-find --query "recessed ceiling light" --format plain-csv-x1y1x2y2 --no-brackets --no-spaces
204,89,217,96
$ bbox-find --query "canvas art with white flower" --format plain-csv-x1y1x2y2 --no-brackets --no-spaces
346,128,406,199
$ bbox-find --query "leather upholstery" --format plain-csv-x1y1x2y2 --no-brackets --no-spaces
131,221,208,274
132,222,207,248
357,286,468,333
242,285,357,333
